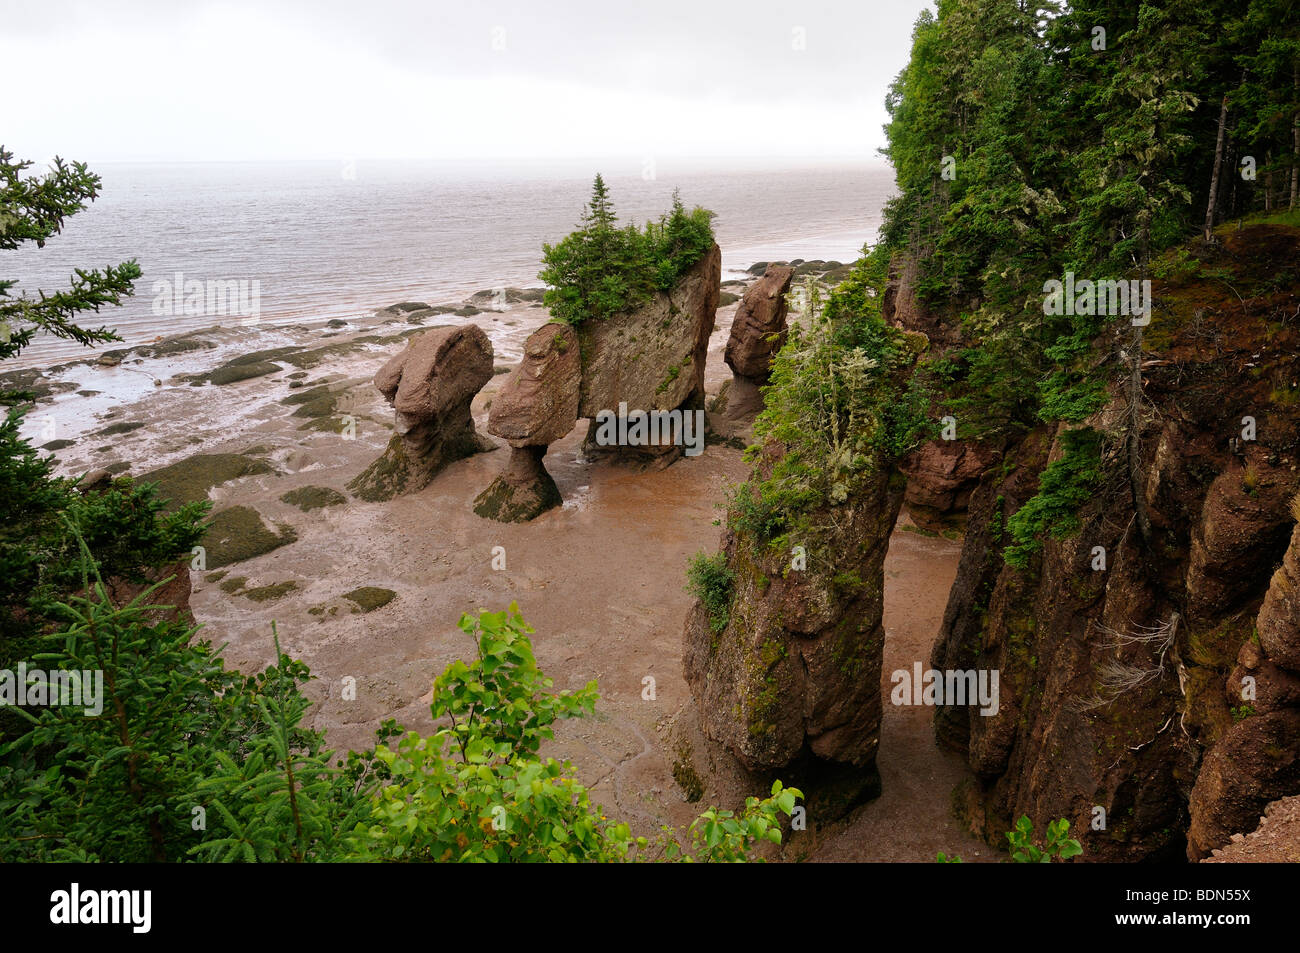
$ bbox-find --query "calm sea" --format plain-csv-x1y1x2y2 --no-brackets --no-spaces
8,158,895,369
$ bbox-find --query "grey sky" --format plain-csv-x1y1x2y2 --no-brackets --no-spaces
3,0,934,162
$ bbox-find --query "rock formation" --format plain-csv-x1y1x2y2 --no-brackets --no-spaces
1187,517,1300,858
926,225,1300,861
683,329,922,814
473,323,579,522
719,264,794,423
683,449,905,783
349,325,494,502
474,244,721,521
899,439,1001,532
577,244,721,467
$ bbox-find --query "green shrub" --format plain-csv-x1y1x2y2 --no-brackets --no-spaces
937,815,1082,863
1,595,800,863
1003,428,1103,568
686,552,735,635
727,256,930,551
539,176,714,326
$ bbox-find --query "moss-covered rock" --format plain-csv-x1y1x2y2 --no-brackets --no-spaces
242,581,299,602
342,586,396,613
94,421,146,437
203,506,297,568
280,485,348,511
473,446,562,522
141,452,274,508
204,361,279,386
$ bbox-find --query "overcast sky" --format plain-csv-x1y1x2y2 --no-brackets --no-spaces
3,0,934,163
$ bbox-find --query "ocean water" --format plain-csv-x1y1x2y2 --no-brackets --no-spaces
8,158,896,369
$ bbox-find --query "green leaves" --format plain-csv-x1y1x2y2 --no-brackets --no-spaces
539,175,714,325
1006,815,1082,863
1003,427,1104,568
685,552,734,634
1,593,802,863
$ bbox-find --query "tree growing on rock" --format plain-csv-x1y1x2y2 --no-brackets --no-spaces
539,175,714,325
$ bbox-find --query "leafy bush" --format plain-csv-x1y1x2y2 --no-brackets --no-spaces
539,175,714,326
0,594,801,863
1006,815,1083,863
685,552,735,635
1003,428,1103,568
936,815,1082,863
727,255,930,552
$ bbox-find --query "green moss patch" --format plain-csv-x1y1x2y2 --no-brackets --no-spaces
203,506,297,569
341,586,396,613
280,384,342,420
242,581,299,602
141,452,274,508
218,575,247,593
94,421,146,437
206,361,282,386
348,434,412,502
280,485,348,511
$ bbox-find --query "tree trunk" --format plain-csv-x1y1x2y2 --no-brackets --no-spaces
1128,324,1153,549
1205,93,1229,240
1266,159,1274,212
1292,64,1299,209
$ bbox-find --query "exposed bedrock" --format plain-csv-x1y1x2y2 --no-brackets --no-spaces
1187,520,1300,859
882,252,963,349
473,323,579,522
349,325,494,502
900,438,1002,532
578,243,721,469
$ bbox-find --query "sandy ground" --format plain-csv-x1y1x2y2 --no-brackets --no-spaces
32,279,989,862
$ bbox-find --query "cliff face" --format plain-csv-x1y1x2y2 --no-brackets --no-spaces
926,224,1300,860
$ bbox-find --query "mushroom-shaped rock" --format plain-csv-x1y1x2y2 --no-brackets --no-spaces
473,323,580,523
348,325,494,501
486,323,580,447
